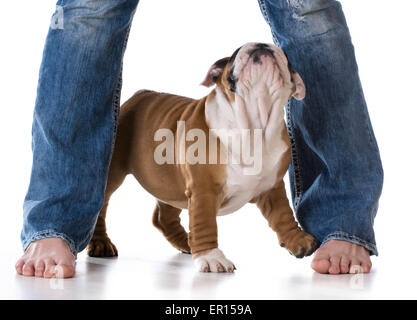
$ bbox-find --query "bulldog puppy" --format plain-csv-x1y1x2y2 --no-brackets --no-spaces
87,43,319,272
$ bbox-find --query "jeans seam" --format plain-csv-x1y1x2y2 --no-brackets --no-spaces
322,231,378,256
110,25,132,148
285,102,304,210
22,229,77,257
358,93,381,157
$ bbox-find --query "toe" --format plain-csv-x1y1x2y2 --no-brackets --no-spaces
34,261,45,277
22,261,35,277
349,258,362,274
340,256,350,274
361,261,372,274
195,259,210,272
311,255,331,274
218,257,235,273
15,259,25,275
93,241,104,257
43,260,57,278
207,259,218,273
201,261,210,272
54,264,75,278
105,242,118,257
329,256,341,274
216,263,225,272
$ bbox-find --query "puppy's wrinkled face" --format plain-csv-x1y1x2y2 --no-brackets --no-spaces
202,43,306,106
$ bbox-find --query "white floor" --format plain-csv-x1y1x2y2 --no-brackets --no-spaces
1,178,415,300
0,242,413,300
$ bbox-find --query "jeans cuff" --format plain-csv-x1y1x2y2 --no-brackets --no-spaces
22,230,78,258
321,231,378,256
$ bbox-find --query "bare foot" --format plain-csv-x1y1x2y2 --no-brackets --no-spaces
15,238,75,278
311,240,372,275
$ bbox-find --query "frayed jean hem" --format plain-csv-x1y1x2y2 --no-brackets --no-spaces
321,231,378,256
22,230,78,258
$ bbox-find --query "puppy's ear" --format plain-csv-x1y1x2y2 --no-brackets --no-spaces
201,57,230,87
291,69,306,101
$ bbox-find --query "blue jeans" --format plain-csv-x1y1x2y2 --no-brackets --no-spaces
22,0,383,257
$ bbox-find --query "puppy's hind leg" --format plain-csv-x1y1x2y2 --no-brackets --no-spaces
87,156,127,257
87,194,119,257
152,201,190,254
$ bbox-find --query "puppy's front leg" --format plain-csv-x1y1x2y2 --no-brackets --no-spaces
256,180,319,258
187,191,235,273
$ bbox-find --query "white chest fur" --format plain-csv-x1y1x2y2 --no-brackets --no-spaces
206,87,291,216
217,129,289,215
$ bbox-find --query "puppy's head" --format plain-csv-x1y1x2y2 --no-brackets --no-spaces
202,43,305,129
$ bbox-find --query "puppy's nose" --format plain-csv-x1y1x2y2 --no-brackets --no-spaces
250,44,274,64
254,43,269,49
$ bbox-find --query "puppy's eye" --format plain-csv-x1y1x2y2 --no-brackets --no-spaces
227,72,236,93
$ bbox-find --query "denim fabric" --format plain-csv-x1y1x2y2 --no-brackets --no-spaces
22,0,383,257
22,0,139,257
257,0,383,255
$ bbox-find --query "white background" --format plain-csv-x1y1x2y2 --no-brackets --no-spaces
0,0,416,299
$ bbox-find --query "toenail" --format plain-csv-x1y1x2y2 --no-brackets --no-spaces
350,265,362,274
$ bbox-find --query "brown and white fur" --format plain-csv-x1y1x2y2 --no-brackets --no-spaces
87,43,318,272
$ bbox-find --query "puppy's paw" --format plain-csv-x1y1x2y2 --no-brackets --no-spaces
193,248,236,273
170,233,191,254
280,231,319,258
87,237,118,257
